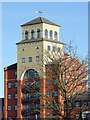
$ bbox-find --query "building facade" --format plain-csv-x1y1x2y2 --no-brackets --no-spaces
4,17,87,119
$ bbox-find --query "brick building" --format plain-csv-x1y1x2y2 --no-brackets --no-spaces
4,17,87,119
0,98,4,120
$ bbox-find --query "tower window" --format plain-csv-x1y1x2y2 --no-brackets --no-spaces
22,58,25,63
54,31,57,40
58,47,60,52
31,30,34,39
49,30,52,39
47,46,50,50
25,31,28,40
29,57,32,62
45,29,48,38
52,46,55,52
36,56,39,62
37,29,40,38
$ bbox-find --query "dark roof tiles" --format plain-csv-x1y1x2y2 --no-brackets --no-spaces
21,17,60,27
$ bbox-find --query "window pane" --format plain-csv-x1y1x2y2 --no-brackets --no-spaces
48,46,50,50
50,30,52,39
54,31,57,40
47,91,50,97
29,57,32,62
47,80,50,85
15,82,17,88
52,46,55,52
37,29,40,38
45,29,48,38
31,30,34,39
22,58,25,63
36,56,39,62
25,31,28,39
8,94,11,99
8,83,11,88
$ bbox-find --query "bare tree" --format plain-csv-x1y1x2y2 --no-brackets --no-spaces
22,40,87,120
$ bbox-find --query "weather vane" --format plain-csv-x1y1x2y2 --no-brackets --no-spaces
35,10,46,17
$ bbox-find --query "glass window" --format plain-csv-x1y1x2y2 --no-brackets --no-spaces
47,68,50,73
58,47,60,52
48,46,50,50
47,80,50,85
22,58,25,63
15,105,17,111
15,116,17,120
22,48,24,51
8,105,11,111
88,101,90,107
15,94,17,99
75,102,80,108
47,91,50,97
8,117,11,120
66,68,68,72
31,30,34,39
35,104,40,110
25,116,30,120
52,46,55,52
24,69,39,79
36,56,39,62
45,29,48,38
34,93,40,98
15,82,17,88
25,31,28,39
54,31,57,40
8,94,11,99
29,57,32,62
54,91,58,96
79,70,82,74
25,81,30,86
47,103,50,109
76,114,79,119
49,30,52,39
25,93,31,100
8,83,11,88
66,79,69,84
79,81,82,86
15,71,17,76
37,29,40,38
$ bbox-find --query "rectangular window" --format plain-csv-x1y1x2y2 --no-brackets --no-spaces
47,68,50,73
15,105,17,111
75,102,80,108
15,71,17,76
47,91,50,97
8,117,11,120
8,105,11,111
66,68,68,72
8,83,11,88
47,80,50,85
22,58,25,63
58,47,60,52
52,46,55,52
15,82,17,88
36,56,39,62
29,57,32,62
8,94,11,99
35,104,40,110
48,46,50,50
54,91,58,96
15,94,17,99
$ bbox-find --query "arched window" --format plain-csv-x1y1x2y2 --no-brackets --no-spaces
49,30,52,39
31,30,34,39
24,69,39,79
37,29,40,38
25,31,28,39
54,31,57,40
45,29,48,38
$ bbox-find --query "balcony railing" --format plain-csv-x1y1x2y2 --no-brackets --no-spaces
22,85,40,93
22,108,40,116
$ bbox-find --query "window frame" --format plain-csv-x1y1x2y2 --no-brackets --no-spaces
15,105,17,111
49,30,52,39
45,29,48,38
48,46,50,50
8,83,11,88
22,58,25,63
54,91,58,97
31,30,34,39
37,29,40,38
15,94,17,99
15,82,17,88
25,31,28,40
36,56,39,62
47,91,50,97
29,57,32,62
54,31,57,40
8,105,11,111
8,94,11,100
47,80,50,85
52,46,55,52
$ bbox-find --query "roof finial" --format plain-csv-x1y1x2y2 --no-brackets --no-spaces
35,10,45,17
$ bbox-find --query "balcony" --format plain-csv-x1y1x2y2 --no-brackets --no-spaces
22,98,32,104
22,108,40,116
22,85,40,93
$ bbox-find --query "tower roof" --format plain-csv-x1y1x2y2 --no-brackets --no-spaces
21,17,60,27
